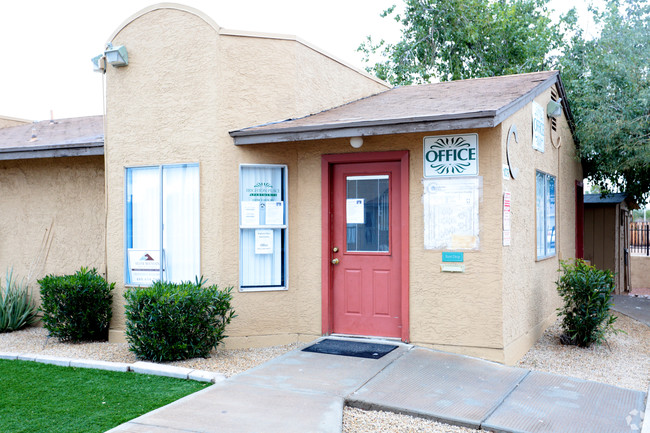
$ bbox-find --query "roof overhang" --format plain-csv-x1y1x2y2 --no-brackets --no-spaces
230,71,570,145
0,141,104,161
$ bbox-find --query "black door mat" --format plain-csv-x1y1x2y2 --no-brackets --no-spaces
302,338,398,359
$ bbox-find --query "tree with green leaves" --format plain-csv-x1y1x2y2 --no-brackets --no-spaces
560,0,650,204
358,0,573,84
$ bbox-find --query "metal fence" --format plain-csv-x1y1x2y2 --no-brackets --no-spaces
630,222,650,256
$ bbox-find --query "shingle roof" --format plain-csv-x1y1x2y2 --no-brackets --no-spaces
584,193,629,204
0,115,103,160
230,71,573,145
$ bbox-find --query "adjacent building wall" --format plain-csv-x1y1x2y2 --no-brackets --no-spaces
0,156,105,301
500,86,583,364
0,115,30,129
630,255,650,290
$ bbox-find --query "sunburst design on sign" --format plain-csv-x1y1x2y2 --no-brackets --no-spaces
428,136,472,174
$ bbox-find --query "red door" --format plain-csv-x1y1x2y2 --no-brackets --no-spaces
329,161,402,338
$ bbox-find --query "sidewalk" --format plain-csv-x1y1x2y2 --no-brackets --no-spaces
612,294,650,327
107,338,647,433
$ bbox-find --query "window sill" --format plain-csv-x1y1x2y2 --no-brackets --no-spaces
239,286,288,293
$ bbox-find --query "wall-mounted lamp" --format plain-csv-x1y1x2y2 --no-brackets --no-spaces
350,137,364,149
91,54,106,73
104,43,129,67
547,99,563,118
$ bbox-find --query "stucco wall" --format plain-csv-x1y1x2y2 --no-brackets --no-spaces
234,128,506,360
0,156,105,301
631,255,650,290
500,86,583,364
103,5,388,343
0,116,30,129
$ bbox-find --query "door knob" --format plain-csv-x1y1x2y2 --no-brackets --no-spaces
331,258,340,265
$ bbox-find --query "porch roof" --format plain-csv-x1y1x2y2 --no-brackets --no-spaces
230,71,574,145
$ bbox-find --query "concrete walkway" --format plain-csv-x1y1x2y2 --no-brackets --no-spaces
612,294,650,327
108,338,648,433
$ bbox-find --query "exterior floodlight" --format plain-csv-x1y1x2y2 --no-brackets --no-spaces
350,137,364,148
91,54,106,73
547,99,562,118
104,43,128,67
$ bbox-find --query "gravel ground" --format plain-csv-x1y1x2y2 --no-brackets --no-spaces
0,312,647,433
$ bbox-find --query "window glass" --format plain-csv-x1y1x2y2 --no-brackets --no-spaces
536,171,556,260
125,164,200,285
346,175,389,252
239,165,287,290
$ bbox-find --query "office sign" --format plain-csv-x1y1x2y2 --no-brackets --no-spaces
424,134,479,177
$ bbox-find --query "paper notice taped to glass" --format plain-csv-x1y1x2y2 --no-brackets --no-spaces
346,198,365,224
255,229,274,254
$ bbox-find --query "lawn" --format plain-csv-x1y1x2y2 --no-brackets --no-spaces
0,359,211,433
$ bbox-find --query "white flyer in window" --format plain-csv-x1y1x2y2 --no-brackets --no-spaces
265,201,284,225
346,198,365,224
241,201,260,226
255,229,274,254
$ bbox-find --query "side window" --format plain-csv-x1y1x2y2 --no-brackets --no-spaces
239,164,288,291
125,164,200,285
536,171,556,260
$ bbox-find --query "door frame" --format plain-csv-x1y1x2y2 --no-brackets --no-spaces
321,150,410,342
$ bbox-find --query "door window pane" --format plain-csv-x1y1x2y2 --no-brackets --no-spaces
346,175,389,252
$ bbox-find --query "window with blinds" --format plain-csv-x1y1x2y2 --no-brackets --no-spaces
239,164,288,291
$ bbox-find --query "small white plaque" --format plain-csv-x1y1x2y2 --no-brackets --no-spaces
532,101,545,152
440,264,465,273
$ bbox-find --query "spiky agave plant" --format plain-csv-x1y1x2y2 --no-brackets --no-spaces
0,269,38,332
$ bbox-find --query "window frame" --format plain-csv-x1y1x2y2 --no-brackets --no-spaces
239,164,289,292
124,163,200,286
535,170,556,261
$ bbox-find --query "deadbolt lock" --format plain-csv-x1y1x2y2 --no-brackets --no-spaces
332,247,339,253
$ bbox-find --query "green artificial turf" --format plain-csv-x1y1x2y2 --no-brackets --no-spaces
0,359,210,433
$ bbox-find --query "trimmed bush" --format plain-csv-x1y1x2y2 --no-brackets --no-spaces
556,259,618,347
0,269,38,332
38,267,114,342
124,278,235,362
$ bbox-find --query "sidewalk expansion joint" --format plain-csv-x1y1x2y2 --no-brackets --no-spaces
479,368,532,428
346,345,414,399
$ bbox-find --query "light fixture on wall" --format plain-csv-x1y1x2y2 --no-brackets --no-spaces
547,99,563,118
350,137,364,148
104,43,129,67
91,54,106,73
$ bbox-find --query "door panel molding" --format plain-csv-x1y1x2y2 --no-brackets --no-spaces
321,151,409,342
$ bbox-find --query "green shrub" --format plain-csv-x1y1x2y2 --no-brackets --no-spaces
556,259,618,347
38,267,114,342
124,277,235,362
0,269,38,332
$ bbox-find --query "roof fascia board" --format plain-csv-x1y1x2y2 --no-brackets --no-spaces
0,144,104,161
231,110,497,138
233,116,496,145
492,73,559,127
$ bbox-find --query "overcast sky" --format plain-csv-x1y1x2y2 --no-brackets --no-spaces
0,0,596,121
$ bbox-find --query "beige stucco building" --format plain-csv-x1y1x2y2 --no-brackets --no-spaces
0,4,583,365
